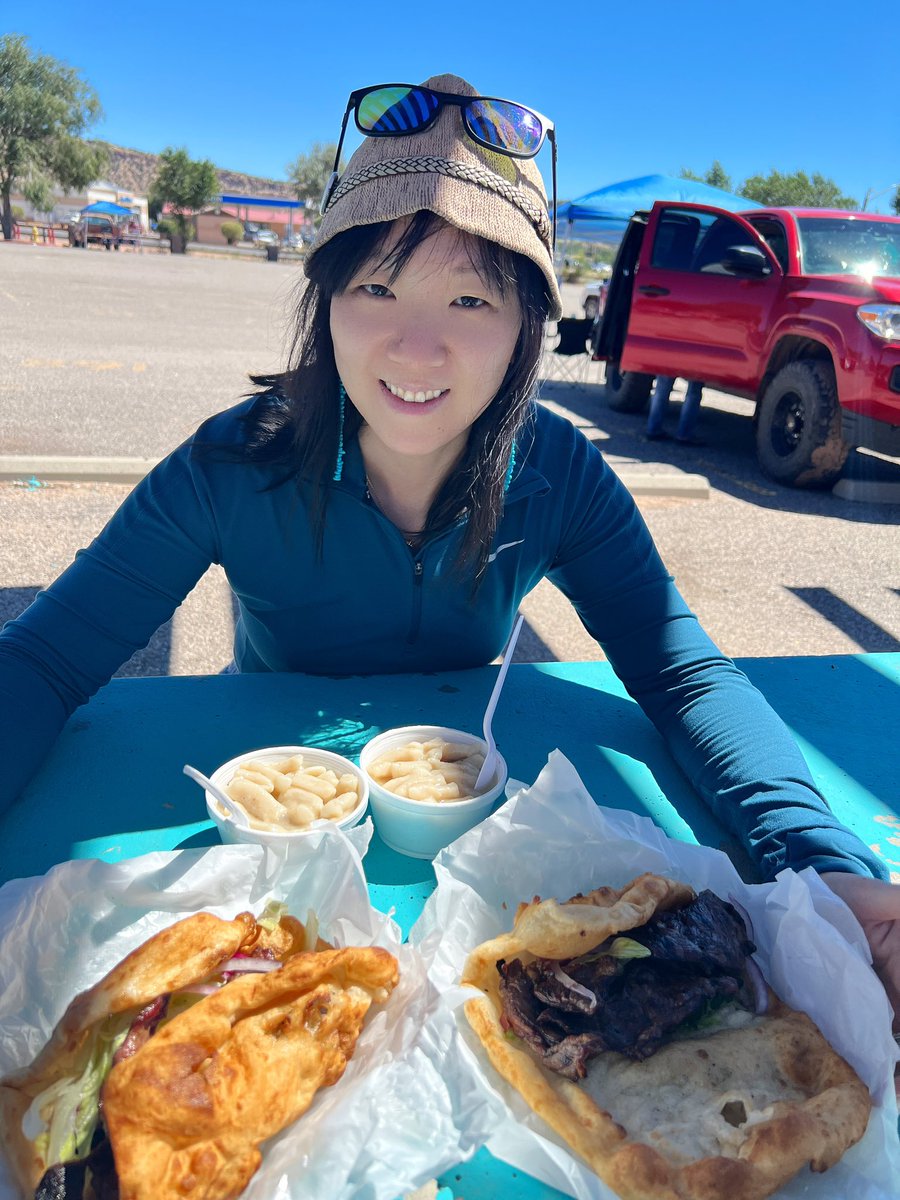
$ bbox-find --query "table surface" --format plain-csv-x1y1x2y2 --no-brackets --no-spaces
2,653,898,1199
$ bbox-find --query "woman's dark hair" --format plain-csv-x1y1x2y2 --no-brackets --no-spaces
210,210,550,582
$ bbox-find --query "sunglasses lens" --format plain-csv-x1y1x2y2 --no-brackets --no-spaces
466,100,544,155
357,86,439,134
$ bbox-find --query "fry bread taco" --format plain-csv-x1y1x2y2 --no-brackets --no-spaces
462,872,871,1200
0,905,399,1200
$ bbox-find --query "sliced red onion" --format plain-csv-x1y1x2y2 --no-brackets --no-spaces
728,893,756,943
550,962,597,1012
176,983,219,996
219,956,282,974
745,956,769,1014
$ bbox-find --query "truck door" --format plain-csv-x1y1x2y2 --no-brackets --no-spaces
620,204,782,394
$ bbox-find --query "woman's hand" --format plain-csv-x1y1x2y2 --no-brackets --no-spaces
820,872,900,1027
820,871,900,1100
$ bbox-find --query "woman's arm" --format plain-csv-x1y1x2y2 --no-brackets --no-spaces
0,440,220,812
545,433,887,883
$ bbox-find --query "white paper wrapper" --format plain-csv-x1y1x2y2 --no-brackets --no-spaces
0,820,495,1200
412,751,900,1200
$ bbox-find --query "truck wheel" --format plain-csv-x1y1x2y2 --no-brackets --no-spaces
584,297,599,320
605,363,653,413
755,360,849,487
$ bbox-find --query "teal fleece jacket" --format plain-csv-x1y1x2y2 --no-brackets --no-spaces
0,399,887,882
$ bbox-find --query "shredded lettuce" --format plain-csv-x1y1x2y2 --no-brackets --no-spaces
303,908,319,952
580,936,650,964
608,937,650,960
257,900,288,933
32,1014,129,1165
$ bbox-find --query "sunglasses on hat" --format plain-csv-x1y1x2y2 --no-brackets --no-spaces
321,82,557,247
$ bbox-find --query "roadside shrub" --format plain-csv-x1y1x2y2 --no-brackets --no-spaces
156,216,179,238
220,220,242,245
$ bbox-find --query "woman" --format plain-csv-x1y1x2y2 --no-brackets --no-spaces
1,75,898,1024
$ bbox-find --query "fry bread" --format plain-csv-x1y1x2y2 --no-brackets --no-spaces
104,946,399,1200
462,873,872,1200
0,911,259,1195
0,910,399,1200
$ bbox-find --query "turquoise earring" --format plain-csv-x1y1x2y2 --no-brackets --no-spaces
503,442,517,492
333,381,347,481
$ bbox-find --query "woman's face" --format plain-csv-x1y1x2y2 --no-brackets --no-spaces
330,221,522,475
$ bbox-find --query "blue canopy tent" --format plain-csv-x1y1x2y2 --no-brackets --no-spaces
81,200,135,216
556,174,759,247
558,173,757,223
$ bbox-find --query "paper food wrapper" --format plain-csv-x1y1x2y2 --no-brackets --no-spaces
412,750,900,1200
0,819,495,1200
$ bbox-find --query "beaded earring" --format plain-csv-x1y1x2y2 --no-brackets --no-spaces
332,381,347,481
503,441,517,492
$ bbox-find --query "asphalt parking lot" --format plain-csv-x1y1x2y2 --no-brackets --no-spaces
1,240,898,676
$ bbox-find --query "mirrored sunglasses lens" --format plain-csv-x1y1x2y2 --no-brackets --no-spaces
357,86,439,134
467,100,544,154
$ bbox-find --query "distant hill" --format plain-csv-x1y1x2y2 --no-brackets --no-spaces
91,141,295,200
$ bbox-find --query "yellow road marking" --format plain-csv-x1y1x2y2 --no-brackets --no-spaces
21,358,142,372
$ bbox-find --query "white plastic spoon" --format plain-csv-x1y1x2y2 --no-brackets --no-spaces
183,763,251,828
474,614,525,793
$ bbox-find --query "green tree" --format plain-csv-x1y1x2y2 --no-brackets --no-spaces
0,34,108,240
892,187,899,216
286,141,342,218
149,146,218,246
740,169,858,209
679,161,733,192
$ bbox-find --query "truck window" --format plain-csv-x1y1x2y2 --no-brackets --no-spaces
747,217,789,271
650,211,703,270
690,215,762,274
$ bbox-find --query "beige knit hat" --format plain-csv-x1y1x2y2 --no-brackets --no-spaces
306,73,562,319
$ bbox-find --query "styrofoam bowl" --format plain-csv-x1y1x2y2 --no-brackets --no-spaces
205,745,368,847
359,725,507,859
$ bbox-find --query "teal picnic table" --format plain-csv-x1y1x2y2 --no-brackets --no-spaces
1,653,898,1198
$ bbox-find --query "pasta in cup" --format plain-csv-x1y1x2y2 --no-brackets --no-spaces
360,725,508,859
205,746,368,846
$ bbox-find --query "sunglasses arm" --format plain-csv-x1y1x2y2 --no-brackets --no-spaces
320,103,354,214
549,131,558,252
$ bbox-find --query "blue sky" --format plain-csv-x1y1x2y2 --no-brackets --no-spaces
8,0,899,213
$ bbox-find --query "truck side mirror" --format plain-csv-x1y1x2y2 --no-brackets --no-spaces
722,245,772,276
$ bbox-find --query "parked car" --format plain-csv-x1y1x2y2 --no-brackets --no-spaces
282,230,305,250
593,202,900,486
256,229,279,246
67,213,121,250
580,279,610,320
243,223,261,243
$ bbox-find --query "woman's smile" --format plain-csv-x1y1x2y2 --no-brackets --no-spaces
381,380,449,404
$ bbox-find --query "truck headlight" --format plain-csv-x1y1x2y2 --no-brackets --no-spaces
857,304,900,340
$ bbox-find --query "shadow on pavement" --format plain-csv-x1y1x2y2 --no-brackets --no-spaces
539,378,900,525
0,585,175,677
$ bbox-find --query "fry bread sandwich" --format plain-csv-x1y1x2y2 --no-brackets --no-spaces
0,905,399,1200
462,872,871,1200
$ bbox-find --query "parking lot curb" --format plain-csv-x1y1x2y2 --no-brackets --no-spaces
0,455,710,500
612,468,710,499
0,456,158,485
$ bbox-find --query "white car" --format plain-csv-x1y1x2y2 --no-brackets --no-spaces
580,279,609,320
255,228,279,246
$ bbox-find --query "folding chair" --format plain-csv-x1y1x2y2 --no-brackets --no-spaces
544,316,595,387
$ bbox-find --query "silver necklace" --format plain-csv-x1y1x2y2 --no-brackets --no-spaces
365,476,424,546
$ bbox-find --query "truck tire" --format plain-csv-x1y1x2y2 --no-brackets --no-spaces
605,363,653,413
755,360,849,487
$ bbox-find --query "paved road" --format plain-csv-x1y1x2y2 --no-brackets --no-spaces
2,241,898,676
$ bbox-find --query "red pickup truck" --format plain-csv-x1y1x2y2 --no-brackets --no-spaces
594,202,900,486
